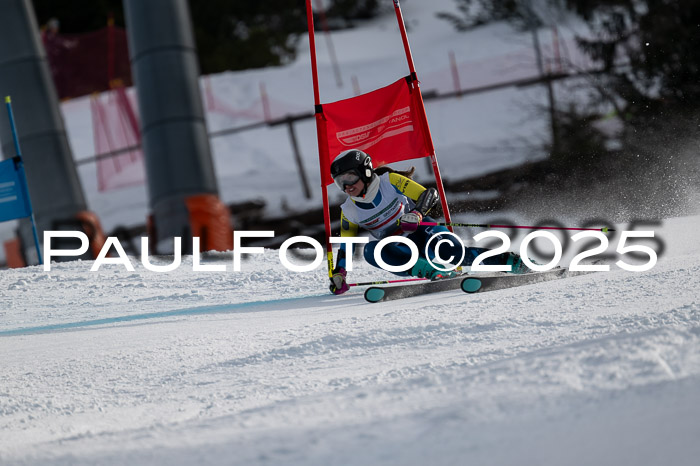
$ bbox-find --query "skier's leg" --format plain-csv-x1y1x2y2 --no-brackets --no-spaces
461,247,529,273
364,240,413,276
380,216,530,273
425,231,530,273
364,238,453,279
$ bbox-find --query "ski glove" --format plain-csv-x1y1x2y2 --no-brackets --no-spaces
415,187,439,217
329,267,350,295
399,211,422,233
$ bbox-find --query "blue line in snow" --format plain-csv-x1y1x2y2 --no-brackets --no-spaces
0,294,325,337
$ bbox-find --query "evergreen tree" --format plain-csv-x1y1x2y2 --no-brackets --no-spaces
32,0,125,32
566,0,700,122
439,0,700,176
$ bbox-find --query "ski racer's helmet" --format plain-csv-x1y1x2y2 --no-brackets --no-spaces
330,149,374,191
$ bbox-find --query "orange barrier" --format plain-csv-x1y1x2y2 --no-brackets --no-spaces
3,238,26,268
185,194,234,252
75,211,108,259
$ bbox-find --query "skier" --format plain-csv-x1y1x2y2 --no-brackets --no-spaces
329,149,528,295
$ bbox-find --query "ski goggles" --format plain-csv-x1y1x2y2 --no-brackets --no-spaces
333,171,361,190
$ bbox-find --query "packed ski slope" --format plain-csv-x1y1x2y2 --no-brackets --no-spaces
1,214,699,465
2,0,699,464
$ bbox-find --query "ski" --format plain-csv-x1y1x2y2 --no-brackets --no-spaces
364,275,465,303
460,267,578,294
364,268,587,303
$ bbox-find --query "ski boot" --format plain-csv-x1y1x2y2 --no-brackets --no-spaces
503,252,531,274
410,257,458,280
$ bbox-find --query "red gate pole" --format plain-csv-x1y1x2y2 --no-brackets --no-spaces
306,0,335,277
392,0,454,231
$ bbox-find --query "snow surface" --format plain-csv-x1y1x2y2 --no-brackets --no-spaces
2,0,700,464
1,215,699,465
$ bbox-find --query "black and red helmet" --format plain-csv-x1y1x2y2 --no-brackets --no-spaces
330,149,374,190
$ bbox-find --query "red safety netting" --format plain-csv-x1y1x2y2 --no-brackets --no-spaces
43,25,132,100
91,87,145,192
203,76,307,123
319,76,432,186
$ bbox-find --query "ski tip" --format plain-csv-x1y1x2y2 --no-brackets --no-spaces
364,287,385,303
461,277,482,293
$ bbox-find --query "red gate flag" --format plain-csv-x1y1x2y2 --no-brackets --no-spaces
319,76,432,186
306,0,454,276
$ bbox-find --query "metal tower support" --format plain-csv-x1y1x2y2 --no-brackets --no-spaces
0,0,98,265
124,0,231,254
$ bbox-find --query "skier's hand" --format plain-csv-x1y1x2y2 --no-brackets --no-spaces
399,211,422,232
329,267,349,295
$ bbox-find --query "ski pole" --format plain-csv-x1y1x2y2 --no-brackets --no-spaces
420,221,615,233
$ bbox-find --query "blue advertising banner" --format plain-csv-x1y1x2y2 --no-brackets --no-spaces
0,157,32,223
